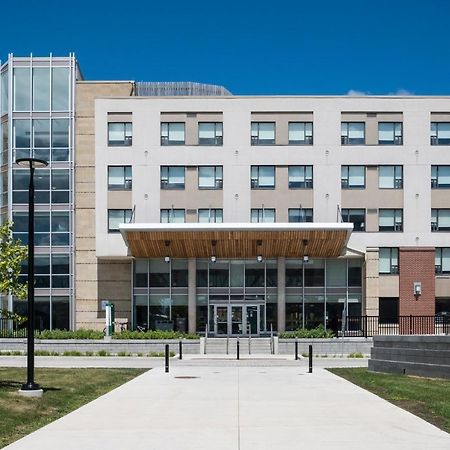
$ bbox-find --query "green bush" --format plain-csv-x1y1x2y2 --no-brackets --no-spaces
148,351,175,357
35,329,104,340
278,325,335,339
348,352,365,358
117,351,132,357
62,350,83,356
114,330,199,340
85,351,94,356
97,350,110,357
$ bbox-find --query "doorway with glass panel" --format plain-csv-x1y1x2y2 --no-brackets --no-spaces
212,304,260,336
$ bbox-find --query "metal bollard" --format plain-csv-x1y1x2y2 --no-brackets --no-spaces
308,344,313,373
179,340,183,360
237,337,240,360
295,339,299,360
165,344,169,373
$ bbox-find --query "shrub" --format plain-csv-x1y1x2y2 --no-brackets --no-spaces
114,330,199,340
117,351,132,357
148,351,175,357
62,350,83,356
35,329,104,340
85,351,94,356
348,352,365,358
34,350,54,356
97,350,110,357
278,325,335,339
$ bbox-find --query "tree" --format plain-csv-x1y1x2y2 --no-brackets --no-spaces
0,220,27,301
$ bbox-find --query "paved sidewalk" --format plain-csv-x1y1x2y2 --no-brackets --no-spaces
5,363,449,449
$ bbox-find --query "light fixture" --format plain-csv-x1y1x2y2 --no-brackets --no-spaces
210,255,217,263
303,255,309,263
164,256,171,264
256,255,263,263
164,241,171,263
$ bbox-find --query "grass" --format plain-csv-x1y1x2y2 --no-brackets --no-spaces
0,367,146,448
328,367,450,433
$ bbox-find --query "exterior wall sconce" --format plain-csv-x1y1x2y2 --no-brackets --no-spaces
164,256,171,263
414,282,422,299
210,255,217,263
303,255,309,263
164,240,171,263
256,255,263,263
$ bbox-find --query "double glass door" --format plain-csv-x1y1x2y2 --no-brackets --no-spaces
213,304,260,336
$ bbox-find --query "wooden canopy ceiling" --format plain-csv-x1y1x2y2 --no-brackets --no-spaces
120,223,352,259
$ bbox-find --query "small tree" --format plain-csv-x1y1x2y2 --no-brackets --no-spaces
0,221,27,308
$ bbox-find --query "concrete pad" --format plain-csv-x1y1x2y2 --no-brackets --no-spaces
4,364,449,449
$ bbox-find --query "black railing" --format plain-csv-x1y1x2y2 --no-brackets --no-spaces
336,315,450,337
0,318,27,338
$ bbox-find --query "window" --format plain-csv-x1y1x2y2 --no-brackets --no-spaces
435,248,450,274
198,166,223,189
108,166,132,190
251,166,275,189
378,122,403,145
288,122,313,145
161,122,185,145
379,209,403,232
198,208,223,223
379,166,403,189
160,209,185,223
251,122,275,145
341,122,365,145
108,209,132,233
288,166,313,188
13,168,70,204
431,209,450,232
379,248,399,274
33,67,50,111
13,211,70,245
431,166,450,188
431,122,450,145
52,67,70,111
198,122,223,145
13,67,30,111
160,166,185,189
19,253,70,289
341,209,365,231
288,208,313,222
379,298,399,324
108,122,132,146
251,208,276,223
341,166,365,189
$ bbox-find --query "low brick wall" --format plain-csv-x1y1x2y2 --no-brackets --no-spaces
0,339,200,355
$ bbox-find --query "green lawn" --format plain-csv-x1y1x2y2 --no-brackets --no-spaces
329,367,450,433
0,368,146,448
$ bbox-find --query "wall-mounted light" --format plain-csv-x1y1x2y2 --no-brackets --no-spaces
164,256,171,264
164,240,171,263
211,240,217,263
210,255,217,263
303,255,309,264
256,255,263,263
414,282,422,298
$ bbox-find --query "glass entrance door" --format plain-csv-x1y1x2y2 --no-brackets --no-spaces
246,305,259,335
212,304,260,336
215,306,228,335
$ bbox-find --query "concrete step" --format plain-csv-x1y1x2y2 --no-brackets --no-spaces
205,338,273,355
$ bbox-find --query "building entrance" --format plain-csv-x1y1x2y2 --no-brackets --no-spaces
212,304,261,336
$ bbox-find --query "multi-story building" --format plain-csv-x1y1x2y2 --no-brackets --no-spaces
2,54,450,336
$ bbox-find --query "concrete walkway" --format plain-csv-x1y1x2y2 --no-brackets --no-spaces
5,363,449,449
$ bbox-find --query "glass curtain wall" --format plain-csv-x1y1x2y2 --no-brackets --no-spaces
7,56,75,329
133,257,363,334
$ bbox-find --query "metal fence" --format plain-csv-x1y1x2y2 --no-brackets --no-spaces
0,318,27,338
336,315,450,337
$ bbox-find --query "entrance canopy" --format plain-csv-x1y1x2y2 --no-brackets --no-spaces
119,223,353,259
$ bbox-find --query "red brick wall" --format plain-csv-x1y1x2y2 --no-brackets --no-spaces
399,247,435,316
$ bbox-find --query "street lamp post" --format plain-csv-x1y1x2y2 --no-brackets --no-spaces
16,157,48,397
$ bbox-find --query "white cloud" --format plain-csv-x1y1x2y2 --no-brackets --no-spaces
346,89,369,96
388,89,414,96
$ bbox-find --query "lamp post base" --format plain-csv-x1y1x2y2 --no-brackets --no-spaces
18,382,43,398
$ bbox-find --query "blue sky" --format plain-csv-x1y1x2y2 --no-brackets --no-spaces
2,0,450,95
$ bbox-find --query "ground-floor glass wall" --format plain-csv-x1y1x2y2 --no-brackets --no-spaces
132,257,363,335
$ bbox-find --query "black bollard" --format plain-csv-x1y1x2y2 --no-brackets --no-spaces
165,344,169,373
295,339,299,360
308,344,313,373
237,337,240,360
179,340,183,360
